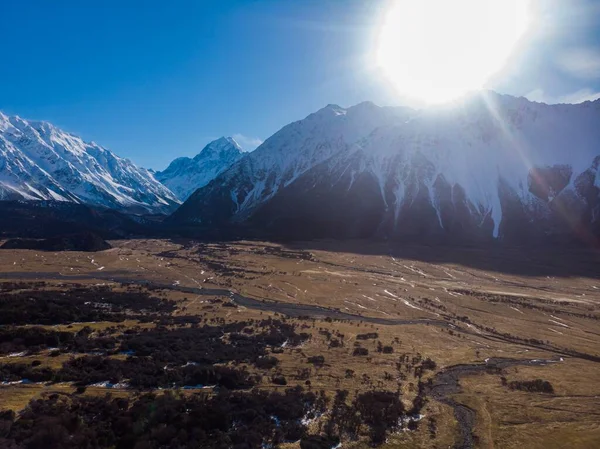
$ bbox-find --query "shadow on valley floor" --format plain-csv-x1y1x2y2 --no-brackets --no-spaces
271,239,600,279
160,235,600,278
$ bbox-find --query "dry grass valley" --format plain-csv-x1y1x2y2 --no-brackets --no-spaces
0,239,598,448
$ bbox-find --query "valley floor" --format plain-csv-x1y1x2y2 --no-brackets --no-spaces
0,239,599,448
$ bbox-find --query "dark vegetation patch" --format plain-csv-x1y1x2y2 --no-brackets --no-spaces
0,327,76,356
0,356,256,390
328,339,341,348
504,378,554,394
0,286,174,325
307,355,325,367
353,347,369,356
0,282,47,293
0,363,57,383
0,387,327,449
323,389,407,446
0,280,433,447
1,232,111,252
119,318,310,366
255,356,279,369
356,332,379,340
61,356,257,389
300,435,340,449
1,386,417,447
0,319,311,390
271,374,288,385
420,358,437,371
0,326,119,355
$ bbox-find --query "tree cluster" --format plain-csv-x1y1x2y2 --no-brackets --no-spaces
323,389,405,446
0,326,118,356
0,387,327,449
0,287,174,325
0,319,312,390
506,378,554,394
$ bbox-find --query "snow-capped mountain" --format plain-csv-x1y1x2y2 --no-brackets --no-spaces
0,112,180,213
171,93,600,243
155,137,244,200
171,102,413,224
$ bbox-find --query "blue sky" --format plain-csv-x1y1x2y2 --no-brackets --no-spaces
1,0,599,169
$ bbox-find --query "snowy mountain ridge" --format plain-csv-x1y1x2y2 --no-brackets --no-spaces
0,112,180,213
172,101,414,224
334,93,600,237
155,136,244,200
172,92,600,243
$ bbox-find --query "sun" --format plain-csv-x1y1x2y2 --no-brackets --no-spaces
376,0,529,104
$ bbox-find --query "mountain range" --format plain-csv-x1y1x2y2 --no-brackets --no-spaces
0,112,179,213
171,92,600,244
171,101,412,225
2,92,599,244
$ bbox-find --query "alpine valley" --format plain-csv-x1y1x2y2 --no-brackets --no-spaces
2,94,600,449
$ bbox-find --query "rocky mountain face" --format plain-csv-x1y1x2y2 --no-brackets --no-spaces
171,102,413,226
155,137,244,201
0,112,180,213
171,93,600,244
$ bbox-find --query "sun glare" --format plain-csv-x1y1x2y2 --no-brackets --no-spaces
376,0,529,104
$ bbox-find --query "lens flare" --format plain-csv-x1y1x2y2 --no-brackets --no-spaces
376,0,529,103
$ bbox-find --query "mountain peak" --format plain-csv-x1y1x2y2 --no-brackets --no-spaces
220,136,242,148
314,104,347,117
171,98,414,225
195,136,243,160
156,136,245,201
311,102,392,122
348,100,378,111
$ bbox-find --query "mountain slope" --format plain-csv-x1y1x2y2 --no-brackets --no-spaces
170,102,413,225
172,93,600,243
0,201,157,239
0,112,180,213
155,137,244,200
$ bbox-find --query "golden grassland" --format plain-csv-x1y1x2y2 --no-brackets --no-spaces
0,239,599,448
